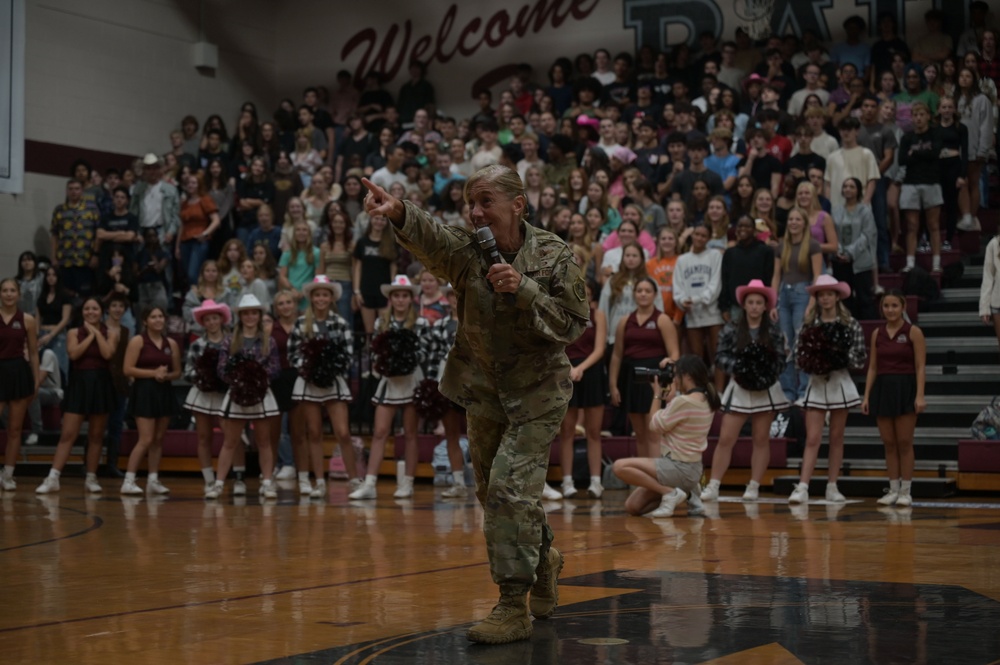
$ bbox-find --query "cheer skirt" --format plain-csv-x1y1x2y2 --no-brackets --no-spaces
63,368,117,415
292,376,351,403
802,368,861,411
271,367,299,412
183,386,226,416
568,357,607,409
371,368,423,406
128,378,178,419
0,357,34,402
868,373,917,418
721,379,790,414
220,388,280,420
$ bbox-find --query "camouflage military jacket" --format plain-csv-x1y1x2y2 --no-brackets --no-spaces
394,202,589,425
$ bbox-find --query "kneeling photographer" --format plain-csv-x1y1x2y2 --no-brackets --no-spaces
613,354,720,518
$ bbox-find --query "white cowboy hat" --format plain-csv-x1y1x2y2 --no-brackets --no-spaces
235,294,265,312
302,275,343,300
380,274,420,298
142,152,162,166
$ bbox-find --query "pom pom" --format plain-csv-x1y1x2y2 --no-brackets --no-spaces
796,322,852,376
733,341,782,391
413,378,451,421
300,337,351,388
194,347,227,393
224,353,270,406
372,328,420,377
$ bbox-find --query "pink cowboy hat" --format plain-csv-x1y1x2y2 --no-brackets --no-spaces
806,274,851,300
736,279,777,310
192,299,232,327
302,274,343,300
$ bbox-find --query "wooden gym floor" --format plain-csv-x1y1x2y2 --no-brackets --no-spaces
3,478,1000,664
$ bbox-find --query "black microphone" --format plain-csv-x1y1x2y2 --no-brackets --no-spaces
476,226,513,304
476,226,505,267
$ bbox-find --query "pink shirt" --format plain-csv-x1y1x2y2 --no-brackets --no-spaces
650,393,714,463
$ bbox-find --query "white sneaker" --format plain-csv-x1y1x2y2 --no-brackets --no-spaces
232,480,247,496
742,481,760,502
700,482,720,502
393,476,414,499
587,479,603,499
275,465,297,480
441,484,467,498
348,477,364,491
541,484,563,500
788,482,809,504
825,484,846,502
562,479,578,498
349,480,377,500
687,490,705,516
894,491,912,507
957,215,981,232
260,480,278,499
877,489,898,505
299,479,314,495
648,488,686,518
204,480,223,499
85,477,103,494
310,480,327,499
24,433,39,446
147,479,170,495
120,479,144,495
35,476,60,494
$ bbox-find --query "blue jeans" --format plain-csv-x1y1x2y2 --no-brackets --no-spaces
235,226,255,251
778,281,810,401
180,238,211,288
277,412,294,467
872,177,890,269
44,331,68,387
335,279,354,329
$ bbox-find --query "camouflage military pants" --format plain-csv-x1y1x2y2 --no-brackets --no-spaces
466,406,566,593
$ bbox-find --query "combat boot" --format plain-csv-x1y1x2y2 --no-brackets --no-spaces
529,547,563,619
467,590,532,644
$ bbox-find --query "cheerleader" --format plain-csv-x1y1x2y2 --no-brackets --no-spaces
422,286,469,498
701,279,789,502
268,290,303,483
182,299,231,494
288,275,358,499
36,298,119,494
206,294,281,499
121,306,181,495
609,277,680,459
557,281,608,498
788,276,868,504
861,290,926,507
349,275,427,500
0,279,40,492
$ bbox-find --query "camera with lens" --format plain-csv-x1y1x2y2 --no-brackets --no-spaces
633,364,675,385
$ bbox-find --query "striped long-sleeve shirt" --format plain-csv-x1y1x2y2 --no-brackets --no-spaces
650,394,714,463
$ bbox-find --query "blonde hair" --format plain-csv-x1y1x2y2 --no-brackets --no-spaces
463,164,528,222
196,260,223,298
290,220,316,266
795,181,822,219
377,290,417,330
654,227,678,259
781,208,812,273
804,298,852,326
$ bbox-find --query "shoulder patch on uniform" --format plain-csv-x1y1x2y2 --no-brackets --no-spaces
573,277,586,302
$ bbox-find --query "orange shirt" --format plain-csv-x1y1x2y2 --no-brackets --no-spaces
646,256,681,322
179,195,218,242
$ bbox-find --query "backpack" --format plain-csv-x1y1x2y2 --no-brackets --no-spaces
971,397,1000,440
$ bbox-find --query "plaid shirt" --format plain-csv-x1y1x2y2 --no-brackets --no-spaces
423,315,458,380
217,334,281,383
183,335,225,383
286,312,353,376
716,320,789,375
372,316,429,377
793,317,868,372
